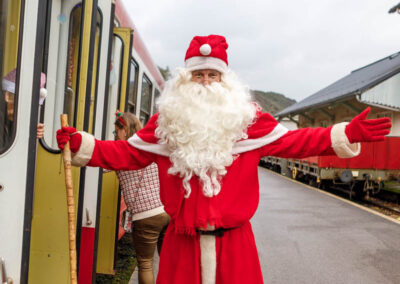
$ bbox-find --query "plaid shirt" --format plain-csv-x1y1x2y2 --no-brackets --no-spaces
116,163,163,218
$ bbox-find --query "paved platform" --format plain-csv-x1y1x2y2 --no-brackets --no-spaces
129,167,400,283
254,167,400,284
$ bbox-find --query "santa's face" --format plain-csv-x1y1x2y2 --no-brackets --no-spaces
156,68,257,197
191,69,221,85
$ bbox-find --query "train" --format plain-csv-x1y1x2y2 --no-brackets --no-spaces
261,51,400,200
0,0,164,283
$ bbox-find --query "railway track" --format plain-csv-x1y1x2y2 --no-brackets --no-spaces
360,196,400,220
320,183,400,220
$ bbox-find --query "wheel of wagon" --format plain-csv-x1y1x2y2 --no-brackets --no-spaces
353,181,366,200
308,178,316,187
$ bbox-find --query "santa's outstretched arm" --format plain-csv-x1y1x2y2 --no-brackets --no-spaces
56,127,155,170
259,107,391,159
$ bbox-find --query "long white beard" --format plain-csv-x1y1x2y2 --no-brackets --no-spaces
155,68,257,198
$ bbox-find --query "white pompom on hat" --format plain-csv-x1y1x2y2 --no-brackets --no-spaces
184,35,229,73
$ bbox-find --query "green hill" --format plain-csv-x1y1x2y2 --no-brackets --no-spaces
251,90,296,115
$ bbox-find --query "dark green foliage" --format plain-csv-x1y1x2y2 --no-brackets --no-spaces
251,90,296,115
96,233,137,284
158,66,171,80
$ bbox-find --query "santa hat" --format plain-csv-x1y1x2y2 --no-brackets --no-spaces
184,35,229,74
2,68,47,104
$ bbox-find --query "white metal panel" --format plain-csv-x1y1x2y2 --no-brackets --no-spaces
42,0,62,148
82,0,113,228
0,0,39,282
361,72,400,110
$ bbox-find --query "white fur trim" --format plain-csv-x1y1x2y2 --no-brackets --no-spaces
331,122,361,158
71,132,95,166
131,206,165,221
200,234,216,284
185,56,227,74
233,123,289,154
200,44,212,55
2,79,15,93
127,134,170,156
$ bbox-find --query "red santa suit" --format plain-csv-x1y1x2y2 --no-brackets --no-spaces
71,110,360,284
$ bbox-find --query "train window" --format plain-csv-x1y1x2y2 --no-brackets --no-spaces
41,4,101,149
140,74,152,125
152,88,160,115
87,11,102,134
105,35,124,140
127,59,138,114
63,6,82,128
0,0,22,154
64,5,102,134
377,112,392,119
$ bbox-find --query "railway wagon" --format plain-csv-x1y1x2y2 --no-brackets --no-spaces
264,52,400,200
0,0,164,283
263,135,400,199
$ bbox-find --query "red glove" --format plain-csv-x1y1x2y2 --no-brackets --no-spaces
56,126,82,153
345,107,391,143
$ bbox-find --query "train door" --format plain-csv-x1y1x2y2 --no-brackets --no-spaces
28,0,112,283
0,0,47,283
96,27,133,275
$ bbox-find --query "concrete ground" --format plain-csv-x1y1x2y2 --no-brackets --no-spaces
254,167,400,284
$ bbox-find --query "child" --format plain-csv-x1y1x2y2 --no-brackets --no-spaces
114,110,170,284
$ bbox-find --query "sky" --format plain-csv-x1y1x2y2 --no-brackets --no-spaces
121,0,400,102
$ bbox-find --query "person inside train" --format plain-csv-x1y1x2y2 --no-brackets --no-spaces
1,68,46,149
56,34,392,284
113,110,170,284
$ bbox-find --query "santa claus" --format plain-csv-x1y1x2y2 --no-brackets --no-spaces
57,35,391,284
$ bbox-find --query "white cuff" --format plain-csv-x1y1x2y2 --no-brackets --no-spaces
331,122,361,158
185,56,228,74
71,132,95,166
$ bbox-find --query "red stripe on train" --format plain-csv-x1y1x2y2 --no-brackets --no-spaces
78,227,95,284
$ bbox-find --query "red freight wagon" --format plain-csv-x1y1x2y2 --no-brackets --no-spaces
262,137,400,198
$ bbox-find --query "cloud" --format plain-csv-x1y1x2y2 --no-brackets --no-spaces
121,0,400,101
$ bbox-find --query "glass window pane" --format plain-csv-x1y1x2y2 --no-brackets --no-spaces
139,74,152,125
105,35,123,140
63,6,82,128
87,11,102,134
152,88,160,114
0,0,21,153
127,59,138,114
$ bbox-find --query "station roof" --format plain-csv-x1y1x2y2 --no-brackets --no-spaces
277,51,400,117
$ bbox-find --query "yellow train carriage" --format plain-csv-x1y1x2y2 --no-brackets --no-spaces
0,0,163,283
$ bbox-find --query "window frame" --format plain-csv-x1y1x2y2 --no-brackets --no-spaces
127,57,138,114
0,0,24,155
139,73,153,125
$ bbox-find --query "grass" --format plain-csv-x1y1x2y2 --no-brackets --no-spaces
96,233,137,283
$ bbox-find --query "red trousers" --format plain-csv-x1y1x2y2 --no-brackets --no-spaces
157,221,264,284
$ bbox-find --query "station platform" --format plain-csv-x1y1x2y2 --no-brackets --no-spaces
254,167,400,284
130,167,400,283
